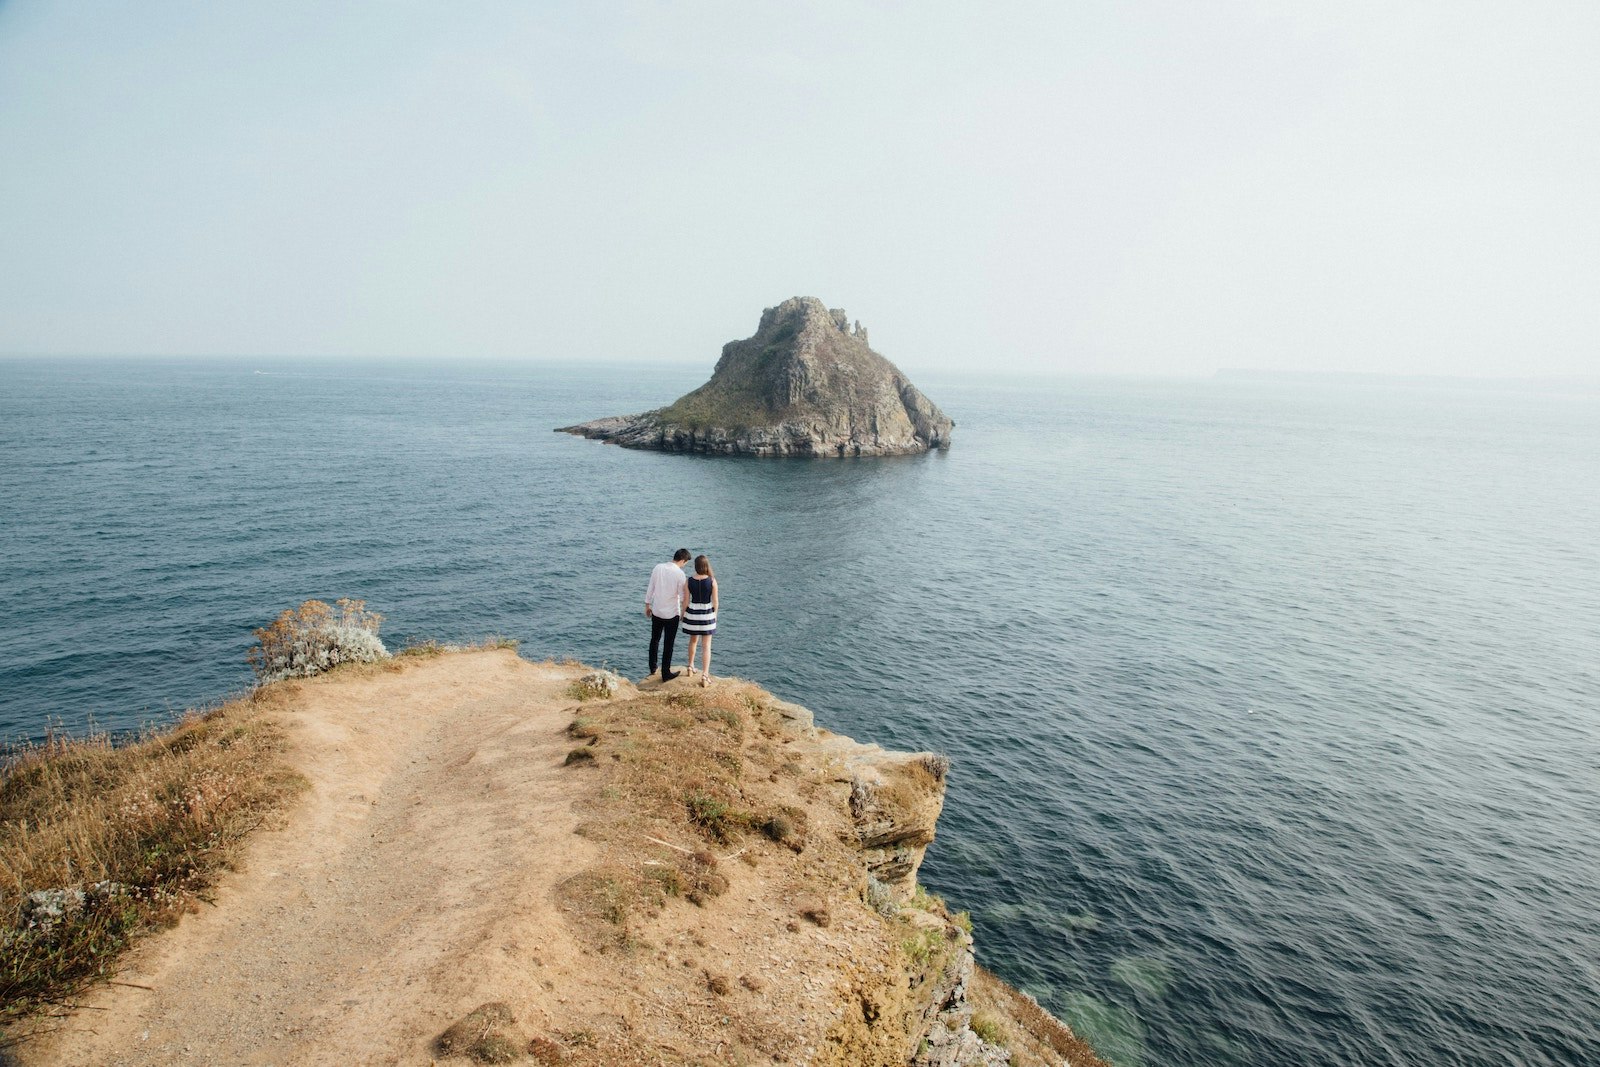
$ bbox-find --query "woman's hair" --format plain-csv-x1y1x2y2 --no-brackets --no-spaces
694,554,714,578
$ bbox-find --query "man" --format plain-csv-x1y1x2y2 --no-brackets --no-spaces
645,548,691,681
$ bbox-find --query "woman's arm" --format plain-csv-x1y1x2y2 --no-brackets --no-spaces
711,579,719,612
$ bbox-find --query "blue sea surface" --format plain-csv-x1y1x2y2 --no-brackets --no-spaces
2,357,1598,1066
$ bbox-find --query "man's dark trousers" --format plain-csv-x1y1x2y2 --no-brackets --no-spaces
649,613,680,677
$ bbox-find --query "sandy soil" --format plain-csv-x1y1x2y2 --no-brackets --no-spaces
19,649,604,1067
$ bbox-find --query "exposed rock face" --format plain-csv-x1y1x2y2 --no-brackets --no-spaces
802,724,1008,1066
558,296,954,456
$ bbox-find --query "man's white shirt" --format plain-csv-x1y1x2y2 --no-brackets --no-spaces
646,562,688,618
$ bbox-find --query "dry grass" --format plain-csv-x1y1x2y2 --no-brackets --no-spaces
551,680,817,949
969,964,1114,1067
0,695,303,1025
399,636,521,660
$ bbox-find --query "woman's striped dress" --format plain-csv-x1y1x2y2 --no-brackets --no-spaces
683,575,717,635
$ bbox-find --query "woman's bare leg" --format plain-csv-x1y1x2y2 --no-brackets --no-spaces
701,635,712,684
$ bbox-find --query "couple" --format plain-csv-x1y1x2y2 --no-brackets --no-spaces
644,548,719,685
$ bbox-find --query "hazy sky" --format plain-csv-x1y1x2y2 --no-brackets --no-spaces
1,1,1596,376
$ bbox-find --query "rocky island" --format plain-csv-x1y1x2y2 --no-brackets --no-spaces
559,297,954,457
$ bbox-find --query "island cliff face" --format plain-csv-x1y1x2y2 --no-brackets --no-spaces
559,296,954,456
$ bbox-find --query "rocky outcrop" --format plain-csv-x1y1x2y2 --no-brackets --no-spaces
558,296,954,456
798,718,1008,1066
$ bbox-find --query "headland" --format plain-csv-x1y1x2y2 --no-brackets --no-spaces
2,650,1103,1066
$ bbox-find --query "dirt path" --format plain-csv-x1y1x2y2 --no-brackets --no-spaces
21,650,606,1067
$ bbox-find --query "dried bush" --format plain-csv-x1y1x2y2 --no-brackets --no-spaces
247,599,389,684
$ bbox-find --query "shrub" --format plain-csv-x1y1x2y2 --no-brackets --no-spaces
247,599,389,684
568,672,622,701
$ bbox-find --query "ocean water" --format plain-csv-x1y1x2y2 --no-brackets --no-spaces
2,357,1598,1067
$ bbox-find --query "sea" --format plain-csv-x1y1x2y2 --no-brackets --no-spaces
2,357,1597,1067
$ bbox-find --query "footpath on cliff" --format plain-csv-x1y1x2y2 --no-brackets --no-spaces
11,650,1105,1067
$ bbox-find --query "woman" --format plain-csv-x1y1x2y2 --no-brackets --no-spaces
681,554,719,686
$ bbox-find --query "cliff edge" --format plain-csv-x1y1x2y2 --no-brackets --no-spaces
9,651,1102,1067
558,297,954,457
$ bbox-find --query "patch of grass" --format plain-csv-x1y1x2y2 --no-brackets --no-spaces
682,851,727,906
550,682,779,943
564,748,596,766
399,637,521,660
901,926,948,967
437,1001,523,1062
597,876,631,926
657,381,789,434
972,1010,1008,1048
645,864,683,897
699,706,741,730
970,964,1116,1067
686,791,734,841
1,702,303,1023
527,1035,567,1063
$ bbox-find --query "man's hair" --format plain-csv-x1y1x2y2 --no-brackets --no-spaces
673,548,691,562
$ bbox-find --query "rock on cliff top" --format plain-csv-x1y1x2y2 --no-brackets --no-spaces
558,296,954,457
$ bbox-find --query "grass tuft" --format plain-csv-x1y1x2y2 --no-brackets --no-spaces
972,1010,1008,1047
901,925,948,967
437,1001,522,1062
